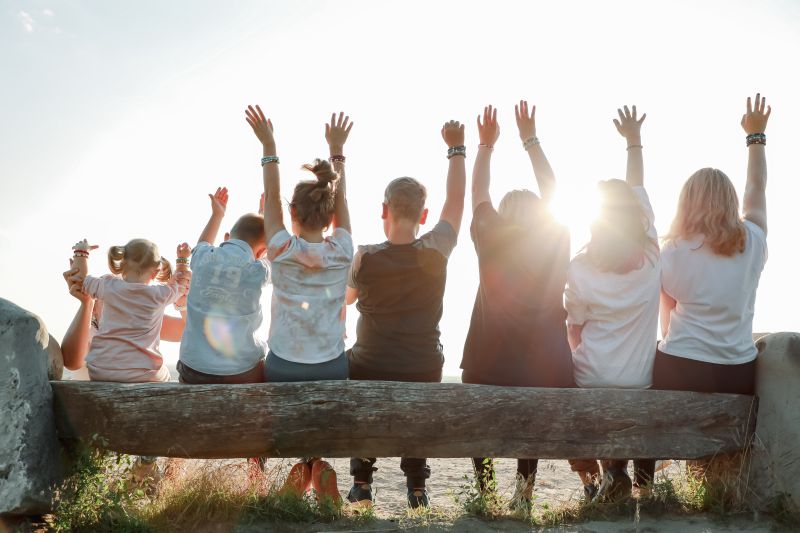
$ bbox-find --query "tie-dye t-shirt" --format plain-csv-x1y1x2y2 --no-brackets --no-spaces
267,228,354,364
179,239,270,375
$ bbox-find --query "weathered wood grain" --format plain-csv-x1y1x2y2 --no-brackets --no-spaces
50,381,757,460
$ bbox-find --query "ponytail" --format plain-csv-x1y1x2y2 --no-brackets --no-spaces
108,245,126,275
156,258,173,282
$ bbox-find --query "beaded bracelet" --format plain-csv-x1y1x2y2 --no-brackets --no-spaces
447,145,467,159
261,156,280,166
478,143,494,151
176,258,190,265
626,144,643,151
746,133,766,147
329,155,346,163
73,250,90,258
522,136,540,150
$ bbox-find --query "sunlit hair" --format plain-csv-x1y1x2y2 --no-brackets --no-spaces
665,168,745,256
384,177,426,222
230,213,265,245
291,159,339,231
587,179,651,273
498,189,544,227
108,239,172,282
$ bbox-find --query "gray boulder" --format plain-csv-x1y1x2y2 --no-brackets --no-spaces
0,298,63,516
750,332,800,514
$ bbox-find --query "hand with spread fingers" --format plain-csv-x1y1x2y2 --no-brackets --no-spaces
477,105,499,147
245,105,276,151
515,100,537,142
613,105,646,144
741,93,771,135
326,112,353,155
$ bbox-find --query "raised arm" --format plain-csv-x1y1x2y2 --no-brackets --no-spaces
472,106,499,212
71,239,96,279
515,100,556,202
741,93,770,235
246,105,285,243
326,111,353,233
439,120,467,233
613,105,646,188
61,262,93,370
198,187,228,245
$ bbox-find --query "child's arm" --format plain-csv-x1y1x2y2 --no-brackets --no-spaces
246,105,286,244
660,289,677,339
472,106,499,212
741,93,770,235
198,187,228,245
439,119,467,233
326,111,353,233
515,100,556,203
71,239,97,280
61,262,94,370
613,105,646,188
172,241,191,309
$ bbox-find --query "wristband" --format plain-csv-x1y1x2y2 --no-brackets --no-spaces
176,258,190,265
478,143,494,152
626,144,643,151
522,136,540,150
447,145,467,159
746,133,766,147
329,155,346,163
73,250,90,258
261,156,280,166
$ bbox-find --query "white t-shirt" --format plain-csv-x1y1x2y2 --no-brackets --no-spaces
267,228,354,364
565,187,660,389
659,220,767,365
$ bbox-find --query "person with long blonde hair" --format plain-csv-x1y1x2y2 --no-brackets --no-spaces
655,94,771,395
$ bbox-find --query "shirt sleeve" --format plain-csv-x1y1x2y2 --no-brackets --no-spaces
745,220,768,266
82,275,108,300
152,282,182,305
347,248,364,289
470,201,503,250
331,228,355,261
421,220,458,258
190,241,211,269
632,186,658,241
564,261,588,326
267,229,294,262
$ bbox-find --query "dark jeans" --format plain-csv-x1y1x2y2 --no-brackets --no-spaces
348,358,442,489
177,359,265,384
264,351,348,382
652,348,756,395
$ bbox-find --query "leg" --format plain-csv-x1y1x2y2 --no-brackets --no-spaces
512,459,538,512
569,459,601,500
598,459,632,502
401,457,431,508
311,459,342,506
633,459,656,489
471,457,496,494
348,457,376,506
280,461,312,497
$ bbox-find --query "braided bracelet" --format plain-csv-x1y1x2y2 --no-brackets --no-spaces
176,257,190,265
329,155,346,163
261,156,280,166
522,136,540,150
447,145,467,159
73,251,89,258
746,133,766,147
627,144,643,151
478,143,494,152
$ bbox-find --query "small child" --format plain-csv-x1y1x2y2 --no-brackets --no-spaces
177,187,270,385
72,238,188,383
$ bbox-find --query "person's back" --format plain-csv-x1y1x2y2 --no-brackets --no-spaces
660,218,766,364
349,222,455,375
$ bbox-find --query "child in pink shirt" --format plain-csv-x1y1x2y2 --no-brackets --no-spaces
72,238,189,382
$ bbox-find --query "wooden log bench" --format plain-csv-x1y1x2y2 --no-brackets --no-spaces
50,380,758,460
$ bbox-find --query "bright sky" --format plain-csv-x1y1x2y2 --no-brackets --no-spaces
1,0,798,376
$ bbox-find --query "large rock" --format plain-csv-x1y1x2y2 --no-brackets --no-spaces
0,299,63,516
749,332,800,513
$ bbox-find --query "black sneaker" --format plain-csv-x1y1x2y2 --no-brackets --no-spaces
407,488,429,509
347,483,373,508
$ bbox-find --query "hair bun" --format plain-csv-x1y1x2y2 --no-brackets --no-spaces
302,159,338,186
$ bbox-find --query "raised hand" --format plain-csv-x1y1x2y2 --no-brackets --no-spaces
477,105,500,147
441,120,465,148
613,105,646,143
514,100,537,141
325,112,353,153
72,239,98,254
209,187,228,218
245,105,275,149
176,242,191,260
741,93,771,134
63,263,91,303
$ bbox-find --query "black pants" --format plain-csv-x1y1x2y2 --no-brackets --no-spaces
348,360,442,489
652,348,756,395
472,458,538,492
461,369,540,490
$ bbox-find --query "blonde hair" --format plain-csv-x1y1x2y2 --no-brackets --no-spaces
108,239,172,282
665,168,745,256
498,189,544,227
291,159,339,230
384,177,427,222
587,179,651,273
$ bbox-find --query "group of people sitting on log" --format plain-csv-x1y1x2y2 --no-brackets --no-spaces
61,94,771,511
